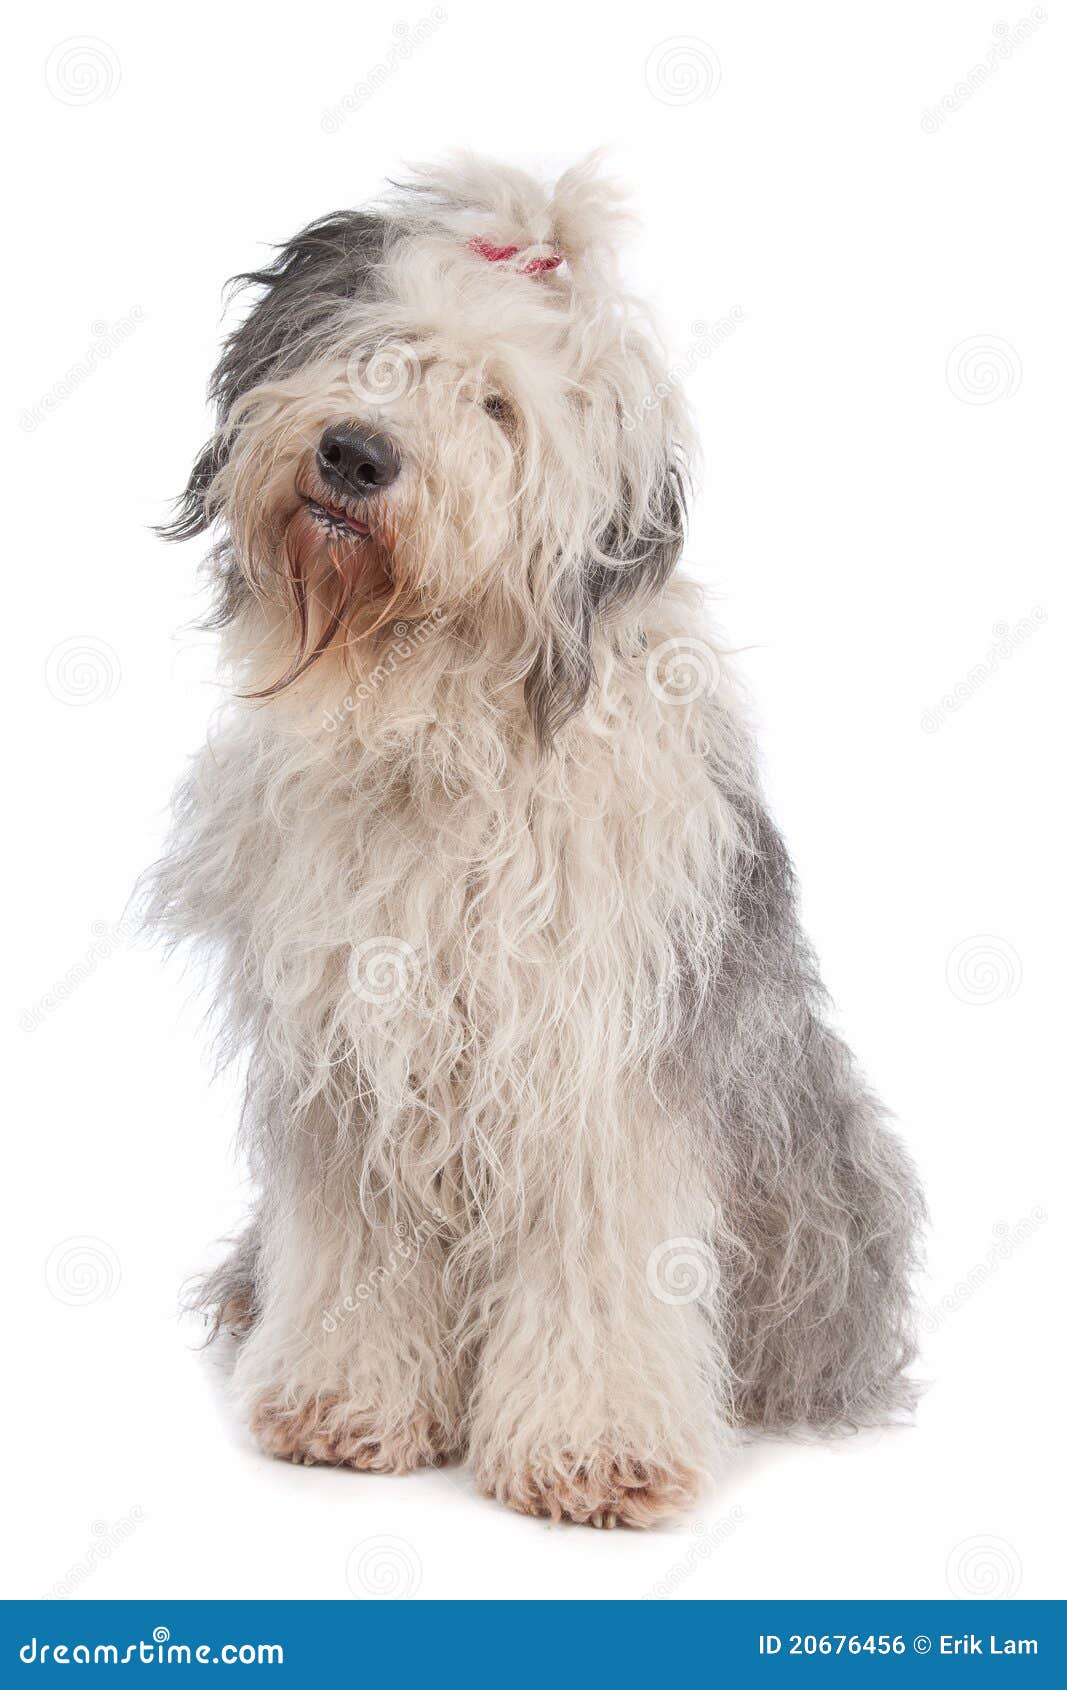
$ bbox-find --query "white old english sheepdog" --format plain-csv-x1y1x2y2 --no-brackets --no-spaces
146,154,922,1528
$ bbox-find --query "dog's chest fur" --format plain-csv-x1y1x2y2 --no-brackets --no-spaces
154,624,739,1174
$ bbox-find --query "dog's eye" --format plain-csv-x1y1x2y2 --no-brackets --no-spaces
482,394,515,430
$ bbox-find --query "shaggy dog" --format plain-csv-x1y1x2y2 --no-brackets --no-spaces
147,155,922,1528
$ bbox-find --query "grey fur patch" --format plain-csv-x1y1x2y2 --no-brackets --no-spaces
215,211,390,419
692,792,924,1428
158,210,390,623
187,1220,261,1340
525,458,687,745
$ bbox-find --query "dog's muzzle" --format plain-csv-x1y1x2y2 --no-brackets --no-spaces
316,424,401,499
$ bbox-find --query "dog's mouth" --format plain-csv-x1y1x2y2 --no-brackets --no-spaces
246,469,408,700
302,493,372,538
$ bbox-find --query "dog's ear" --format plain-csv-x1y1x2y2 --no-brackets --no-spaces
158,211,388,545
157,438,226,543
525,451,687,746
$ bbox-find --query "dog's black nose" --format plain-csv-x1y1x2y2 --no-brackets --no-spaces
316,424,401,497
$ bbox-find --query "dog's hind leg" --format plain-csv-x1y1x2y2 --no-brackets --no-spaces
708,799,924,1430
190,1220,261,1338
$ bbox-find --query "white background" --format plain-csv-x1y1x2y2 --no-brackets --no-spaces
6,0,1063,1602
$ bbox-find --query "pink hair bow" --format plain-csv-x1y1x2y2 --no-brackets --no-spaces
468,236,563,274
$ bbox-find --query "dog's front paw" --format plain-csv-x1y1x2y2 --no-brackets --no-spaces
482,1450,701,1528
251,1396,452,1473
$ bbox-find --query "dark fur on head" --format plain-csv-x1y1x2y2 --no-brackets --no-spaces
158,211,389,629
159,166,694,748
526,460,688,744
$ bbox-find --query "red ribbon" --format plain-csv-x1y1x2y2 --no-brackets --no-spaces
468,236,563,274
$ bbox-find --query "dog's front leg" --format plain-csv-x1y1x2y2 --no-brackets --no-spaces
232,1173,462,1473
467,1119,730,1527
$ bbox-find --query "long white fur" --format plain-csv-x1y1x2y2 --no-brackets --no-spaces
145,155,921,1527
